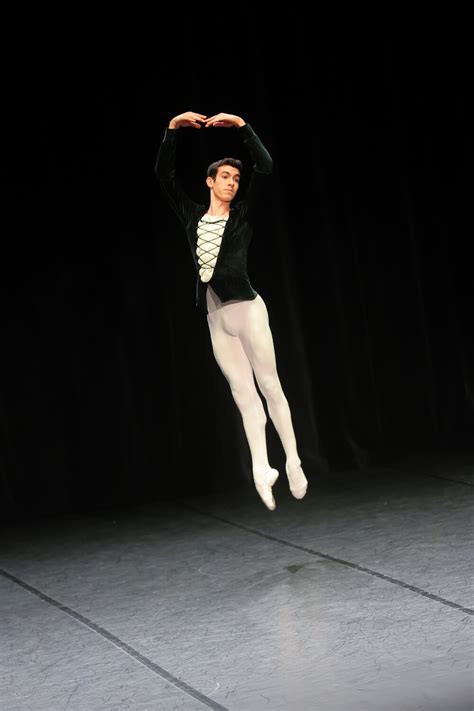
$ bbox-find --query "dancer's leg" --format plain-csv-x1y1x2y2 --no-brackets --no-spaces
239,296,308,499
207,314,279,510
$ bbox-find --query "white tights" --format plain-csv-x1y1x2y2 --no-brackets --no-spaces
206,285,308,509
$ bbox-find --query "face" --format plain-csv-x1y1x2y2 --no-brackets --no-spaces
206,165,241,203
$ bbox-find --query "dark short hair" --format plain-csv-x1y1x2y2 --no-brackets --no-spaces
206,157,242,179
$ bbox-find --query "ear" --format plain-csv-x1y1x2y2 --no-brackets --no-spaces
206,176,214,188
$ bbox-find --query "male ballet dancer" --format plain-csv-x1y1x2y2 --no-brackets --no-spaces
155,111,308,510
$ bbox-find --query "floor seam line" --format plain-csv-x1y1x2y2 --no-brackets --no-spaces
178,504,474,617
0,568,228,711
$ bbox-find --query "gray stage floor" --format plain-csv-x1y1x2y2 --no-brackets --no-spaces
1,451,473,710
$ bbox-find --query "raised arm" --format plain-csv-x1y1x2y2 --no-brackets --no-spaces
155,111,207,180
154,112,207,224
205,113,273,175
205,113,273,219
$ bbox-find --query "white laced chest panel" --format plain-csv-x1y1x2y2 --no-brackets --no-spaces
196,214,228,283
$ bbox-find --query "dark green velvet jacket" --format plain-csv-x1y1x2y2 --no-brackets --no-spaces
154,123,273,309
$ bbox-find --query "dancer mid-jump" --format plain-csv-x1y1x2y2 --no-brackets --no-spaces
155,111,308,510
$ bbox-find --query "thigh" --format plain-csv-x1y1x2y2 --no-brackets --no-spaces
207,315,256,389
239,296,279,381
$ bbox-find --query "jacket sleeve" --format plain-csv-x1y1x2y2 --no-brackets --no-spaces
238,123,273,221
154,128,197,228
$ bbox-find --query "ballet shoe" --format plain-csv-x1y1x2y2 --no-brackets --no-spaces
253,468,279,510
285,460,308,500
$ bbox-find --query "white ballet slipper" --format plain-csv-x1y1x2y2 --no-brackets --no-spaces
285,461,308,499
253,468,279,510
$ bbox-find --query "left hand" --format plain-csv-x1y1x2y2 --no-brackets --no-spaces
204,113,245,128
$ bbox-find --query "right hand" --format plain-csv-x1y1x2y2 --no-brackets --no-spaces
168,111,207,129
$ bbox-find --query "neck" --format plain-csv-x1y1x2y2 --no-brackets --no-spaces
207,198,231,217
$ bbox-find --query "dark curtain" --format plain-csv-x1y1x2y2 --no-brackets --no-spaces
1,16,472,519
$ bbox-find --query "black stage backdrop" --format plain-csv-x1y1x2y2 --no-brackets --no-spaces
1,17,472,519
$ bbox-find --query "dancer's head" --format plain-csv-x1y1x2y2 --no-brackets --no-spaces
206,158,242,204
